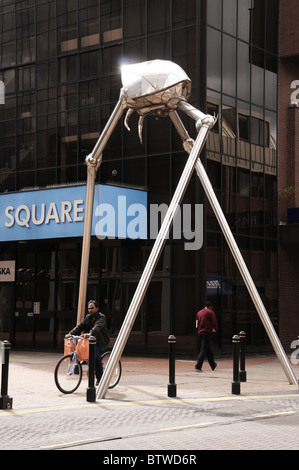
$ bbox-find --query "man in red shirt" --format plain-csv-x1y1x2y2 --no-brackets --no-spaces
195,301,218,372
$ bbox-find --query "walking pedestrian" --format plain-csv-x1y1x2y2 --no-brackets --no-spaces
195,301,218,372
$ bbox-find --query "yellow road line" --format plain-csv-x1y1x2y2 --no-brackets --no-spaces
0,393,298,418
40,436,104,449
254,411,296,419
0,403,96,417
161,421,214,431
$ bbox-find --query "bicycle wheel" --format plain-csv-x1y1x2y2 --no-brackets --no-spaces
101,350,122,389
54,353,83,394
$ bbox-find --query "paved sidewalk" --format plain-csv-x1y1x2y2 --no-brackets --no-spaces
4,350,299,409
1,350,299,451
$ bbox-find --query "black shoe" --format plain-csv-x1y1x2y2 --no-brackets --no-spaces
195,367,202,372
212,362,219,370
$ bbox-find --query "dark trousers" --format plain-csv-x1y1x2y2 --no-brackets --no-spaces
196,331,216,370
95,343,103,381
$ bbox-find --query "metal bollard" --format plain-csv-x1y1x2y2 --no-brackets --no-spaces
168,335,177,397
231,335,240,395
0,340,13,409
239,331,247,382
86,336,96,402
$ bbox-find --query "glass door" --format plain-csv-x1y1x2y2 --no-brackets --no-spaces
14,280,35,348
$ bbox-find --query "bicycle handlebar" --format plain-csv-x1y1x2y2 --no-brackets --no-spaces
65,334,86,344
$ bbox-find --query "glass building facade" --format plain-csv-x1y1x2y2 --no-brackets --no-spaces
0,0,279,354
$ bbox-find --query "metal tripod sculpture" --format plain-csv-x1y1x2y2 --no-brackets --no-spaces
76,60,297,399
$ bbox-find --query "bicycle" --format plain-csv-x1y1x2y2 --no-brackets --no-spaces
54,335,122,394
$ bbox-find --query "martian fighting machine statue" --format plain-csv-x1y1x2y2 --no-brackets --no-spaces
75,60,297,398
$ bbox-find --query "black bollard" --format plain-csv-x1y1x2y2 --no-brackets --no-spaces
168,335,177,397
239,331,247,382
0,340,13,409
86,336,96,402
231,335,240,395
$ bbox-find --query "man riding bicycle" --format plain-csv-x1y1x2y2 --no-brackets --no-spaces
66,300,109,385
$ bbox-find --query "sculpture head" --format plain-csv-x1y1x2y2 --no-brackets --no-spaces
121,60,191,143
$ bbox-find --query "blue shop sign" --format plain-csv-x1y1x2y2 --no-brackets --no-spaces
0,184,147,242
206,273,232,295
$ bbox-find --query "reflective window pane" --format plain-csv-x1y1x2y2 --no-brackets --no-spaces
223,0,237,35
207,27,221,91
207,0,222,29
222,35,236,96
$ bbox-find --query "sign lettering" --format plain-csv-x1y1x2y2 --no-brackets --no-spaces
0,185,147,242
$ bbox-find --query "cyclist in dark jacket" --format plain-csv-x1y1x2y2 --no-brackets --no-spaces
68,300,109,385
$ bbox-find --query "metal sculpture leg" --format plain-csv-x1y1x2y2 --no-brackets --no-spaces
170,108,298,386
76,97,125,324
96,115,215,399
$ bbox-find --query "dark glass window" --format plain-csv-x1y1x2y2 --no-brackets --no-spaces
60,56,78,83
223,0,237,35
207,0,222,29
123,157,146,187
36,2,56,59
37,61,57,90
36,168,56,187
100,159,122,185
16,7,35,64
80,51,99,78
250,0,278,55
172,27,196,83
148,0,170,33
123,0,145,39
207,102,219,133
16,170,35,190
207,27,221,91
101,45,122,74
79,79,99,124
36,126,57,169
238,114,249,141
238,114,269,147
174,278,195,334
237,41,250,101
19,65,35,91
148,33,170,61
100,0,122,44
172,0,196,28
250,0,278,72
17,132,35,170
57,0,78,54
238,0,252,42
148,154,170,196
37,88,56,115
58,84,77,112
79,0,99,50
222,35,236,96
0,11,16,68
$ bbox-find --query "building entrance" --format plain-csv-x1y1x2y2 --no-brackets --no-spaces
14,278,56,349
